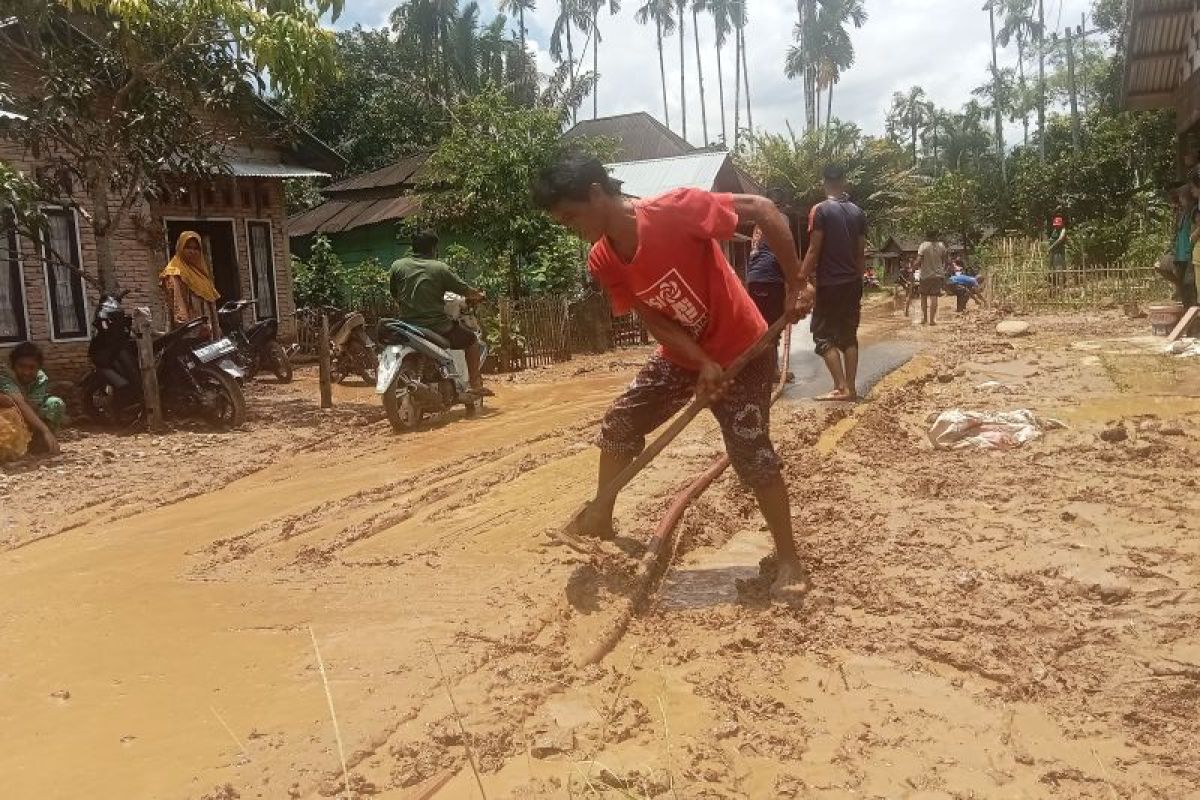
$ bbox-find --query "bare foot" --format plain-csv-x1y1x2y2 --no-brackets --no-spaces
815,390,851,402
771,560,812,603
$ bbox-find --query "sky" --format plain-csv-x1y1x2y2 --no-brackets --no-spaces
335,0,1100,146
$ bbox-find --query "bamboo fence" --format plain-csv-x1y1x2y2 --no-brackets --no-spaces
982,238,1165,312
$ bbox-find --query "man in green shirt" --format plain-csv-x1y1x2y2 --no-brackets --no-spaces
388,230,489,395
0,341,62,455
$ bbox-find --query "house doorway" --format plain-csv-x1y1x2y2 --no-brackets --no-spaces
164,220,240,303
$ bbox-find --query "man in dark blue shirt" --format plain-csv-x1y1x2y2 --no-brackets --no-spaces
747,216,788,374
800,164,868,401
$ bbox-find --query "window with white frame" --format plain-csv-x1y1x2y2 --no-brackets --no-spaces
41,208,88,340
1,209,28,343
246,220,277,320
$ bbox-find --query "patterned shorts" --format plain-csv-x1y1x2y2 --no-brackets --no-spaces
597,351,783,487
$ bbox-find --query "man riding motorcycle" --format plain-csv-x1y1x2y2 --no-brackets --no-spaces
388,230,492,397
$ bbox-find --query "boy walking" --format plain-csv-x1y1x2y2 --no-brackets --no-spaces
532,154,813,598
801,165,868,401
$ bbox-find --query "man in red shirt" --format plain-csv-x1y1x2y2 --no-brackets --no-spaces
532,153,814,598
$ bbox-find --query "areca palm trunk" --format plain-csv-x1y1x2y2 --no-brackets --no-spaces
693,6,709,145
1037,0,1046,162
656,20,671,129
1017,36,1029,147
733,22,741,149
740,26,752,143
988,3,1007,185
826,80,834,130
593,2,599,119
714,19,727,145
566,16,577,123
679,4,688,140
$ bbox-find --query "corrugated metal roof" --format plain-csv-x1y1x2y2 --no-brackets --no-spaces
321,152,431,195
606,151,730,199
287,195,423,237
226,160,330,179
1123,0,1193,109
565,112,695,162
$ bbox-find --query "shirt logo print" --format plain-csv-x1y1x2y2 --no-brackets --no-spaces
638,268,708,336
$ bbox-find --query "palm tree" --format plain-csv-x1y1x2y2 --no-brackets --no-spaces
729,0,748,149
886,86,931,167
551,0,589,123
997,0,1039,147
794,0,817,132
984,0,1007,185
706,0,731,145
498,0,536,57
813,0,866,129
690,0,710,145
675,0,688,140
588,0,620,119
636,0,676,130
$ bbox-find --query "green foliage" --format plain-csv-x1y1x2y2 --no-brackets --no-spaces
0,160,45,237
910,172,985,248
526,230,588,294
419,89,609,296
1008,111,1175,262
292,235,345,309
743,121,919,233
1,0,337,288
342,256,390,307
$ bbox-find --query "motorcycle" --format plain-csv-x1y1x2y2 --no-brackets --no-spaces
217,298,293,383
80,291,247,429
299,305,377,385
375,294,487,432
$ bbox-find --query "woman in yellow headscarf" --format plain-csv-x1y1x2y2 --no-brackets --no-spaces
160,230,220,339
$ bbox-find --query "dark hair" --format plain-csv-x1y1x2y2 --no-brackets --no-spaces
822,164,848,182
531,152,619,210
9,341,43,368
926,230,940,241
412,230,439,257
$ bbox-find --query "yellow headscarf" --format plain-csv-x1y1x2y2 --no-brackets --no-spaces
160,231,220,302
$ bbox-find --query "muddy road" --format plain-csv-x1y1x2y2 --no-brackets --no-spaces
3,309,1199,799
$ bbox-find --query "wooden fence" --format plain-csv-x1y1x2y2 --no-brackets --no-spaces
982,238,1164,311
291,290,646,373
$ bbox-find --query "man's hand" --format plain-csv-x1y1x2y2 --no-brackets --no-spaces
42,431,60,456
697,359,727,401
786,283,816,323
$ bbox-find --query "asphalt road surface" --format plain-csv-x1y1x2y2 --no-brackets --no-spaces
781,315,919,400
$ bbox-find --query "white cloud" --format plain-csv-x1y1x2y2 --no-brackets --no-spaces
336,0,1099,145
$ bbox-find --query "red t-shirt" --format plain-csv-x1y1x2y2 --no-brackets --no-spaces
588,188,766,370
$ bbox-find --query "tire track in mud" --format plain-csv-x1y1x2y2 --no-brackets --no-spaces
193,415,606,577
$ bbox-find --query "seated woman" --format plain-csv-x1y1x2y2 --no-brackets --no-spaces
0,341,62,455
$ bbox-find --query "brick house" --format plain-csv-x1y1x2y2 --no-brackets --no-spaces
1,59,342,378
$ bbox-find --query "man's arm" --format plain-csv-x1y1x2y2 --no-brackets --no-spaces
855,235,867,277
800,229,824,284
730,195,801,287
439,264,485,301
632,300,726,399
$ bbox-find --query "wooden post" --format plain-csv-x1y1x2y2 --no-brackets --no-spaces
499,297,512,373
133,310,164,432
318,312,333,409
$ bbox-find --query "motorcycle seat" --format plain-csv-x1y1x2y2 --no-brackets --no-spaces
409,324,452,349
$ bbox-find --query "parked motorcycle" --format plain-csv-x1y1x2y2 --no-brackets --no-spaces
80,291,247,429
375,294,487,432
298,305,377,385
217,298,293,383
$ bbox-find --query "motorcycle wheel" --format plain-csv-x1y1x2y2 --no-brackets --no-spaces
197,367,247,429
383,386,420,432
80,373,120,425
348,340,377,385
267,341,294,383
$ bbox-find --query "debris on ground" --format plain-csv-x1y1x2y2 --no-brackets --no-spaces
927,408,1066,449
996,320,1033,337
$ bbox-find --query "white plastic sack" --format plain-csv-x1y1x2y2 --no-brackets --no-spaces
928,409,1066,450
1165,338,1200,358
